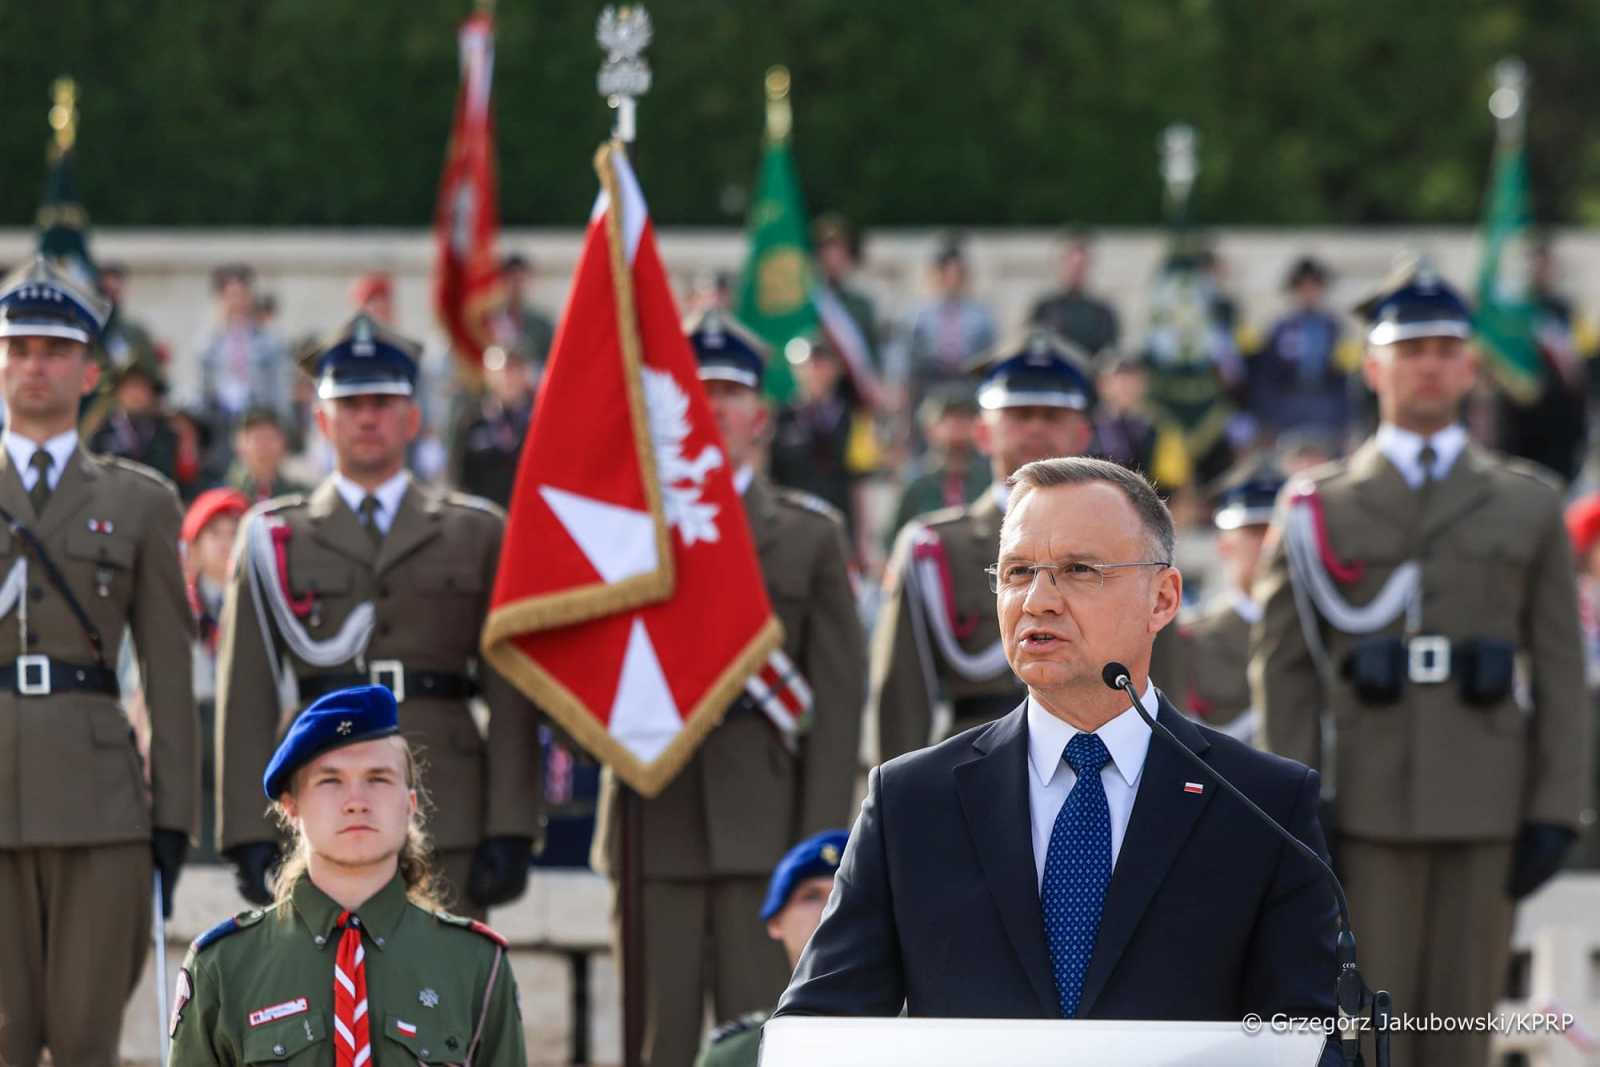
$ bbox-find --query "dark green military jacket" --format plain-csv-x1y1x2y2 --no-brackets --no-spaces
694,1011,767,1067
170,872,525,1065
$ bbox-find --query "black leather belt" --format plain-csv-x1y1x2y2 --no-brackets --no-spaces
0,655,119,697
953,692,1024,724
299,662,477,704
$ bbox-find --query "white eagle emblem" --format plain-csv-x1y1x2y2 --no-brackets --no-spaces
642,367,723,547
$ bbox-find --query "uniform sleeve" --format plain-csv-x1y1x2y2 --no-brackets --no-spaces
214,513,284,848
1249,507,1326,769
1522,492,1592,826
133,479,199,837
798,516,867,837
471,948,529,1067
1149,618,1188,707
870,525,934,764
168,955,228,1067
477,515,545,841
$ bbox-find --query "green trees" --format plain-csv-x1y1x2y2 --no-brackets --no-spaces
3,0,1597,227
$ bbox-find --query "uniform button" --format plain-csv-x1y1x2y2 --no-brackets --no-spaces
375,936,385,947
446,1036,460,1050
378,624,392,637
28,587,42,602
314,935,326,946
420,1049,430,1058
272,1044,285,1056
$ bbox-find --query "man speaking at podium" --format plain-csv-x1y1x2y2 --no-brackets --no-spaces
777,457,1338,1045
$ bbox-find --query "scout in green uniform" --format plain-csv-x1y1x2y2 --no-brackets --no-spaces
0,256,197,1067
171,684,525,1066
1251,258,1591,1067
1164,463,1285,742
592,310,865,1067
871,330,1101,762
215,313,542,917
884,386,989,551
695,829,848,1067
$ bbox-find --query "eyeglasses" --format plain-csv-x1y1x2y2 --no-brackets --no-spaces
984,559,1171,595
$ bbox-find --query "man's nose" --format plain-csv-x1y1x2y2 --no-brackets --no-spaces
1020,567,1065,612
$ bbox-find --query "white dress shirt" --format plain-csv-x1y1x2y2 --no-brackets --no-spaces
332,469,411,536
1027,681,1157,889
3,429,79,492
1375,423,1467,490
733,464,754,496
1229,589,1262,626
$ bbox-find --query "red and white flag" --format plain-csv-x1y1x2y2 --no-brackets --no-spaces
432,10,502,370
482,143,782,795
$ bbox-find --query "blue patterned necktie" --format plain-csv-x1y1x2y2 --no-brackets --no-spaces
1041,731,1114,1017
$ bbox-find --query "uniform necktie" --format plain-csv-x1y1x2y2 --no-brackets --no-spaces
1041,732,1113,1017
27,449,53,515
358,495,383,546
1417,443,1438,491
332,911,371,1067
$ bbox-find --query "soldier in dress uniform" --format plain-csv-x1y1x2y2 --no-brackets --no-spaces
871,329,1101,762
591,309,865,1067
695,829,848,1067
170,685,525,1066
1250,258,1592,1067
215,311,543,918
1162,462,1285,742
0,256,197,1067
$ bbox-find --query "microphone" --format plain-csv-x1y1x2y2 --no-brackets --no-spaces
1100,662,1377,1067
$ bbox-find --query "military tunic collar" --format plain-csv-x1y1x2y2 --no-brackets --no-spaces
2,428,79,491
291,870,411,951
1375,423,1467,489
332,469,411,534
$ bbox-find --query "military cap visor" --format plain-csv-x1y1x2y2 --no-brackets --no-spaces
974,330,1098,412
263,685,401,799
761,829,849,922
0,256,111,346
300,312,421,400
1212,466,1286,531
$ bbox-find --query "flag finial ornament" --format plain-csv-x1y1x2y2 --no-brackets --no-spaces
765,66,792,144
597,5,653,144
49,77,77,159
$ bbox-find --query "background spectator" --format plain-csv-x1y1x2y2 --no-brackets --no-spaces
1028,230,1121,358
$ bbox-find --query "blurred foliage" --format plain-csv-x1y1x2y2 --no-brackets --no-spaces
2,0,1599,227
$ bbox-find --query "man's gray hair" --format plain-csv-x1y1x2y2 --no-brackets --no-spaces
1006,457,1175,562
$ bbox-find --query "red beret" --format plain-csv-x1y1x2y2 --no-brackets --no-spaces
1566,494,1600,561
182,488,250,544
349,271,394,309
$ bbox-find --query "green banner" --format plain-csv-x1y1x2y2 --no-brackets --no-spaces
1474,143,1541,404
37,147,97,288
735,139,816,404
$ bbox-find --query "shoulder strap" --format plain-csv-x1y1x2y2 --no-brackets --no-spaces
0,504,108,667
463,941,506,1067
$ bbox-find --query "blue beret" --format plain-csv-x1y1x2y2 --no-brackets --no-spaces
973,330,1097,412
263,685,401,799
684,309,769,390
1213,463,1286,530
760,829,849,922
1354,256,1472,346
0,255,110,346
299,312,421,400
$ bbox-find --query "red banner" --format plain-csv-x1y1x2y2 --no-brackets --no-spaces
432,11,502,370
482,144,781,796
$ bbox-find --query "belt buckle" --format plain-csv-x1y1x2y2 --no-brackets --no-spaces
1408,636,1451,684
369,659,405,703
16,654,50,696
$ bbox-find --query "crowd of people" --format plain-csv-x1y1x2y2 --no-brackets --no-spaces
1,217,1597,1067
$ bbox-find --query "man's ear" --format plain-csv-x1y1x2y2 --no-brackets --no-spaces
1151,566,1183,635
79,357,101,398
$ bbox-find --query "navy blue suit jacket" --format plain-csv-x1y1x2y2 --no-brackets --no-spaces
777,696,1339,1027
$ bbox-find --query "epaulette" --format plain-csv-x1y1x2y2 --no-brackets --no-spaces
435,910,510,948
251,493,307,517
105,455,179,495
191,908,266,954
1500,456,1563,494
443,490,506,520
914,503,970,530
708,1011,769,1046
775,487,844,526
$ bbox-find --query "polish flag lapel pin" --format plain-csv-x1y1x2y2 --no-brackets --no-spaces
1183,781,1205,795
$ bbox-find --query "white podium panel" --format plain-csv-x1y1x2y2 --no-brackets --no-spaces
760,1016,1326,1067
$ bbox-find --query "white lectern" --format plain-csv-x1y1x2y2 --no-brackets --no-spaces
759,1016,1327,1067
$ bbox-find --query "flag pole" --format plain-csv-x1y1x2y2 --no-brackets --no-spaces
596,9,653,1065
